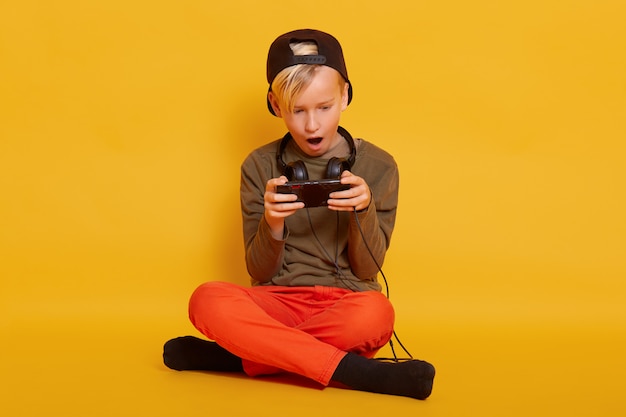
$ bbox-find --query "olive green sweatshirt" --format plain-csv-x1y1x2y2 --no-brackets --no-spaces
240,134,399,292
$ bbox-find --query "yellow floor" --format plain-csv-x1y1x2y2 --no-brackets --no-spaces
2,309,624,416
1,2,625,415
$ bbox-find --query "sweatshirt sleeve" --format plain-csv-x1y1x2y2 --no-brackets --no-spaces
347,145,399,280
240,146,285,284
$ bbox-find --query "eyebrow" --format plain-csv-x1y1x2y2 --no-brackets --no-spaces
294,97,336,109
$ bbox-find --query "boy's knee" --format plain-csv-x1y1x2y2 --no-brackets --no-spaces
188,281,239,327
354,291,395,331
190,281,232,301
337,292,395,350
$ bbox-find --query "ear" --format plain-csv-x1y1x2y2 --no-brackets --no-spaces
267,91,283,118
340,82,350,111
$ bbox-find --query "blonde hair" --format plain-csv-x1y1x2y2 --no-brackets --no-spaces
271,41,346,113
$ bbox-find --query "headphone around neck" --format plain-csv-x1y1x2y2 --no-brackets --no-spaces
276,126,356,181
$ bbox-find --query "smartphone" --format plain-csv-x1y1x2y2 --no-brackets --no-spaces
275,179,350,207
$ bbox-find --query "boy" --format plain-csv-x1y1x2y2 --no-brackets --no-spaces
163,29,435,400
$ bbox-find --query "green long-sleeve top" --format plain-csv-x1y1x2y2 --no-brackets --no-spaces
240,134,399,292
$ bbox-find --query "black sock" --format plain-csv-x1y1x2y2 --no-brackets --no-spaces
163,336,243,372
331,353,435,400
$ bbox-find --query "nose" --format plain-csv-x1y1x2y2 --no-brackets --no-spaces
305,112,320,133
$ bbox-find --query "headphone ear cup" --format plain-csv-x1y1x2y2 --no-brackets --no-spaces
326,157,349,179
286,160,309,181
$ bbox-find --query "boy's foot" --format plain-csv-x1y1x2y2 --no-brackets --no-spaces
331,352,436,400
163,336,243,372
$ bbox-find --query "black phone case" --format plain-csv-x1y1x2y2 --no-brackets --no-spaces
276,179,350,207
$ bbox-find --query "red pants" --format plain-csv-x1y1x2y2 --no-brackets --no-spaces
188,281,395,385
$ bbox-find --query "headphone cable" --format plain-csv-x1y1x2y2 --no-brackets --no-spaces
305,208,362,292
352,207,414,361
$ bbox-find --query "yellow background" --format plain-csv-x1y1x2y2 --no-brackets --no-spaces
1,0,625,416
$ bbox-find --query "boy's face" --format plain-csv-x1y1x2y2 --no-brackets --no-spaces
270,66,349,158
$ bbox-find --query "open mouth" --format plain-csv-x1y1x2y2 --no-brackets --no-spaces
307,137,323,145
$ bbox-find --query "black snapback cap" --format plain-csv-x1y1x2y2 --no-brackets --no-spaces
266,29,353,115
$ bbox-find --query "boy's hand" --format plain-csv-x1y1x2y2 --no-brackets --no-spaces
327,170,371,212
264,176,305,238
